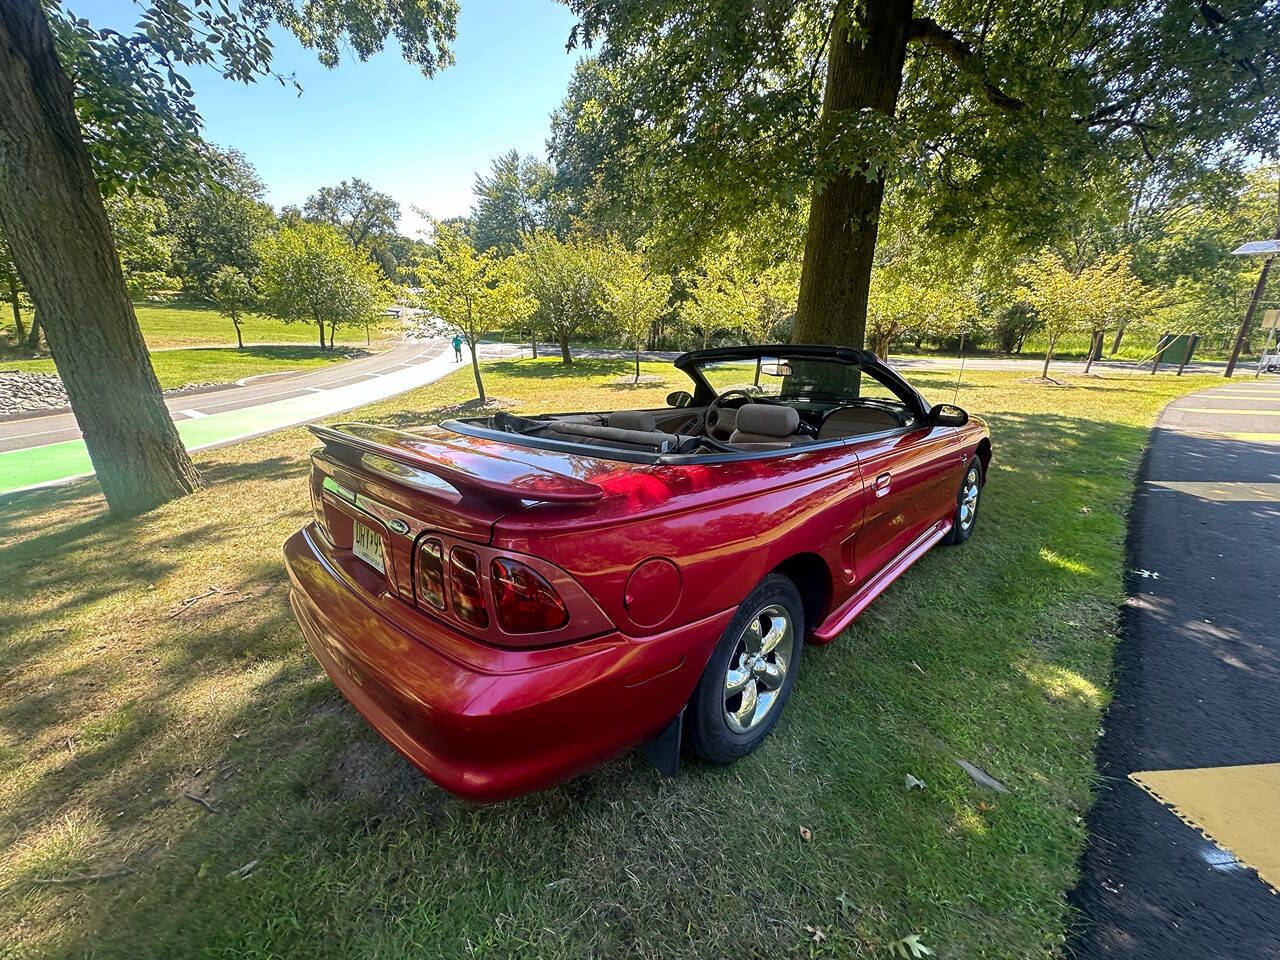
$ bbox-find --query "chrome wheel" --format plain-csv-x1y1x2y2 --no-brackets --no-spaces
723,604,793,733
959,465,980,531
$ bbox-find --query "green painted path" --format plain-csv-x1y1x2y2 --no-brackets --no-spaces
0,349,460,497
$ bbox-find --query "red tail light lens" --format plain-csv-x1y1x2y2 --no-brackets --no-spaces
449,548,488,628
417,538,446,609
490,558,569,633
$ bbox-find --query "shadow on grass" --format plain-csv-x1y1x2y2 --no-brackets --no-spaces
0,407,1190,958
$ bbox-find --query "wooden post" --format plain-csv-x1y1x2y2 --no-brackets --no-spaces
1176,335,1198,377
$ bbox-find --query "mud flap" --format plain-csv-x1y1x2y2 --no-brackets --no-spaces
640,708,684,777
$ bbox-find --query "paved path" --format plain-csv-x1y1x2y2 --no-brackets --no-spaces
1069,377,1280,958
0,338,476,496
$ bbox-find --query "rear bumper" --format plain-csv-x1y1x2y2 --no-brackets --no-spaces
284,527,732,801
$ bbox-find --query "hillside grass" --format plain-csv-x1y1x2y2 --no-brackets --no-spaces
0,300,398,356
0,359,1218,959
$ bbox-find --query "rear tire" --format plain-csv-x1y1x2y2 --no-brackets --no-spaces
943,456,983,545
686,574,804,764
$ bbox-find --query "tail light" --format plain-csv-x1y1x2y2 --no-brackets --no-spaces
490,558,569,633
449,548,488,628
417,538,446,609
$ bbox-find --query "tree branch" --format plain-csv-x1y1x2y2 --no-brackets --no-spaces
907,16,1025,113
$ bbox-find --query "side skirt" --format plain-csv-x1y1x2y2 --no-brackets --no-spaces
811,518,952,643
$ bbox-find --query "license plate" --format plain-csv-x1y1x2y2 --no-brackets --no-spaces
352,520,385,574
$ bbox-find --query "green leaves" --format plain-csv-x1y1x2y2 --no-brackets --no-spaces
254,222,390,339
415,222,535,344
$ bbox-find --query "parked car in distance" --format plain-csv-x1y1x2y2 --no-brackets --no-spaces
284,344,991,801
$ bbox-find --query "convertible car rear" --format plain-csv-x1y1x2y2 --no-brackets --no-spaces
284,345,991,800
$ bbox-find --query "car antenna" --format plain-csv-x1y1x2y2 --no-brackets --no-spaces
952,325,969,404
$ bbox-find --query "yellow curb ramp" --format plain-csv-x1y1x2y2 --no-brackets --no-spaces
1131,764,1280,894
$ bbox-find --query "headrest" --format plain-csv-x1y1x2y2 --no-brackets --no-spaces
734,404,799,437
607,411,656,432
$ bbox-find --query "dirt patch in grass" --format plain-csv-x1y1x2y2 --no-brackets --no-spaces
608,373,668,387
0,363,1220,958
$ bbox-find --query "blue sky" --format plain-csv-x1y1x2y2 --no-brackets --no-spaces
74,1,583,235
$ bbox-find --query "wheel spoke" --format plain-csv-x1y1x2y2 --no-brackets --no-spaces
743,618,764,654
725,661,752,695
759,616,786,655
732,681,759,728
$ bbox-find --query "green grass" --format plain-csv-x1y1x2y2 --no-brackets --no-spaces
0,358,1219,959
1,300,398,355
2,345,374,392
133,300,400,350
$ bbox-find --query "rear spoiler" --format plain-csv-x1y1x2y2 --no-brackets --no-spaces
308,422,605,503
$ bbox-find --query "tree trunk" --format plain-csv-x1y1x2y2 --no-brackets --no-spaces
559,334,571,364
5,268,23,343
1041,344,1053,379
530,330,538,359
1083,334,1096,374
468,338,486,404
634,344,640,383
26,306,40,349
317,317,326,350
0,0,200,514
1110,320,1127,355
792,0,912,347
233,318,243,350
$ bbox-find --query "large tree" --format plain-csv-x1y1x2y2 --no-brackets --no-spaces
255,222,389,350
305,177,405,278
416,223,534,403
0,0,456,515
559,0,1280,349
519,232,608,363
164,149,275,295
471,149,563,252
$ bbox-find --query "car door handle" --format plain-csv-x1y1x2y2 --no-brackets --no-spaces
873,472,892,497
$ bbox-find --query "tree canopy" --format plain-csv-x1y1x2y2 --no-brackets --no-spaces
255,222,390,350
555,0,1280,348
416,223,534,402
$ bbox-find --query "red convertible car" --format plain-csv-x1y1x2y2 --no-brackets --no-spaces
284,345,991,801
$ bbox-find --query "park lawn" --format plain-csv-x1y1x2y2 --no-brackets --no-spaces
134,300,399,350
1,301,398,355
4,345,374,392
0,360,1218,959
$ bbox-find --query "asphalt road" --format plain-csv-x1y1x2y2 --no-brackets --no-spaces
1069,378,1280,958
0,339,446,454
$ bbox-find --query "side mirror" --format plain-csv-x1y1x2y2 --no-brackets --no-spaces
666,390,693,408
929,403,969,427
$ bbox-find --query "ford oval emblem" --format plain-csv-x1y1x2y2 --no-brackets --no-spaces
387,518,410,535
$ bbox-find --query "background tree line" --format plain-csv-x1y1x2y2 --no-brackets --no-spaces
1,0,1277,515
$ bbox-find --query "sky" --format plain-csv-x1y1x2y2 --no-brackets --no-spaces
74,0,584,236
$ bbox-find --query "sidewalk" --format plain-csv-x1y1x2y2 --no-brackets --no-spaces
1069,378,1280,958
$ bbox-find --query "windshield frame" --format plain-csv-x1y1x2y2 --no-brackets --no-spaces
675,344,930,419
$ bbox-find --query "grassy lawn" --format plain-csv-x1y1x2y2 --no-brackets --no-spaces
0,358,1218,959
3,345,374,392
1,300,398,355
133,300,399,350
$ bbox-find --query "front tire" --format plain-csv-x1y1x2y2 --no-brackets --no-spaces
944,456,983,545
686,574,804,764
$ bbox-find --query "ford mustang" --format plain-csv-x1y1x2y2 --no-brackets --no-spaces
284,344,991,801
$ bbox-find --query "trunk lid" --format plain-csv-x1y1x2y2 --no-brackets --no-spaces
306,422,616,605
